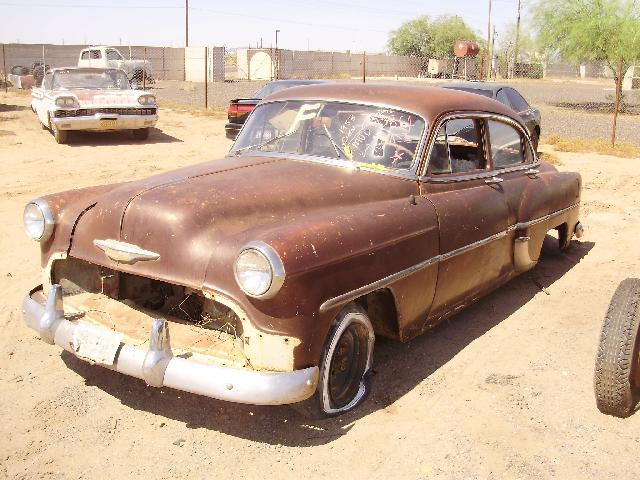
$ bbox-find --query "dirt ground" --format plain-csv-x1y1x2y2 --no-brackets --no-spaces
1,91,639,480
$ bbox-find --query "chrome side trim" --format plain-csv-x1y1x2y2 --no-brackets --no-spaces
93,239,160,263
319,202,579,313
509,203,579,231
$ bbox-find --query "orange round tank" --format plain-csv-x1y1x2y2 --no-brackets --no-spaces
454,41,480,58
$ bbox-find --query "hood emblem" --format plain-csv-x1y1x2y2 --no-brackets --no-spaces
94,239,160,264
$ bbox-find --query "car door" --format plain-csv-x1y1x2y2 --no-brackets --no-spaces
32,72,53,126
485,117,548,271
420,115,512,320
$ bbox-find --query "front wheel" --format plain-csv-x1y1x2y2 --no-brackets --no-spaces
51,123,68,144
293,303,375,418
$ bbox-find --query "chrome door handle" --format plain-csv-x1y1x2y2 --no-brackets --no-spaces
525,168,540,177
485,176,504,184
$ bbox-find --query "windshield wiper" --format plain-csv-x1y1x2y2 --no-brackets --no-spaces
233,129,298,156
320,124,350,161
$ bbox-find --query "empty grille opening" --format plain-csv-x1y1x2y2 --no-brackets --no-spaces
52,257,243,338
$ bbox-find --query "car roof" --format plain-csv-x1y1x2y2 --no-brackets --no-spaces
441,81,511,93
265,83,520,124
269,79,330,85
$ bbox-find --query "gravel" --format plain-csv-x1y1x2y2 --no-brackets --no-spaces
152,78,640,145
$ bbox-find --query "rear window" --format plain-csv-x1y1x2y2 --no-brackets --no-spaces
90,50,102,59
505,88,530,112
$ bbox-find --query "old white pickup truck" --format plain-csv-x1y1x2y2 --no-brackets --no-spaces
77,46,153,87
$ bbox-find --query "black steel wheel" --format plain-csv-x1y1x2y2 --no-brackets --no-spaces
594,278,640,417
293,303,374,418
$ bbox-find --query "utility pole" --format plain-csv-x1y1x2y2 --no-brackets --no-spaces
490,26,496,79
514,0,522,78
185,0,189,47
486,0,493,79
275,29,280,80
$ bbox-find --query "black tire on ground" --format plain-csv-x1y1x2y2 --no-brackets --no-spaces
594,278,640,417
132,128,150,140
292,303,375,419
51,121,69,144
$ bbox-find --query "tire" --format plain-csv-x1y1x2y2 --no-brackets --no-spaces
50,119,69,144
293,303,375,419
132,128,150,140
594,278,640,417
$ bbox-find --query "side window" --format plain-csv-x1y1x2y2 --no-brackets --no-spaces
90,49,102,59
505,88,530,112
43,73,53,90
488,120,532,168
80,51,90,60
496,89,511,108
106,49,122,60
428,118,485,174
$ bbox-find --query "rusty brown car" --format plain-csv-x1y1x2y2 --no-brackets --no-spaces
21,84,584,417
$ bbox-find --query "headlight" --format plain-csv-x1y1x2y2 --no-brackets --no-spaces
234,241,285,299
23,199,54,242
138,95,156,105
55,97,78,108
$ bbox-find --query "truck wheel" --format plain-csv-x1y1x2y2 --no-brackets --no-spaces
293,303,374,418
132,128,149,140
594,278,640,417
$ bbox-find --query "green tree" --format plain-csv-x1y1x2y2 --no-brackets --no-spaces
532,0,640,145
388,15,482,58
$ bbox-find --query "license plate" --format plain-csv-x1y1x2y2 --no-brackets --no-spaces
99,118,118,128
72,323,123,366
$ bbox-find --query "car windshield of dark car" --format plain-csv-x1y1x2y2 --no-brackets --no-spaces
52,70,130,90
232,100,425,171
449,87,493,98
253,82,316,99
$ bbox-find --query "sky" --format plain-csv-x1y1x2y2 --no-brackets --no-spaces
1,0,528,52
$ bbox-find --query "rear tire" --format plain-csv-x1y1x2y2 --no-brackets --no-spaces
132,128,150,140
293,303,374,419
594,278,640,417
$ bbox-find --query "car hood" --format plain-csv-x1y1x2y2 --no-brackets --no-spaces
69,155,417,291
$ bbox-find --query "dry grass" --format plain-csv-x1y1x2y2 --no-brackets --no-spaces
538,150,562,165
544,135,640,158
157,100,227,119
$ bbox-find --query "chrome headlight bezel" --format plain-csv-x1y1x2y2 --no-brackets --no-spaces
138,95,156,106
234,241,285,299
54,96,78,108
23,198,55,242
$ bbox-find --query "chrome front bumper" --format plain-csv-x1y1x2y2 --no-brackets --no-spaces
51,113,158,131
22,285,319,405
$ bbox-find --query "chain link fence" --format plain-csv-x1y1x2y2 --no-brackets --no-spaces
2,43,639,144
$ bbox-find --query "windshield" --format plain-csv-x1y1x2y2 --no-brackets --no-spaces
232,100,425,172
52,70,131,90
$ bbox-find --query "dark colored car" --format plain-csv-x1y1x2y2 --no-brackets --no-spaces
442,81,541,149
225,79,329,139
22,84,583,418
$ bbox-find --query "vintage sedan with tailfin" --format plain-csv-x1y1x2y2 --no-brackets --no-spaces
21,84,583,417
31,67,158,144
